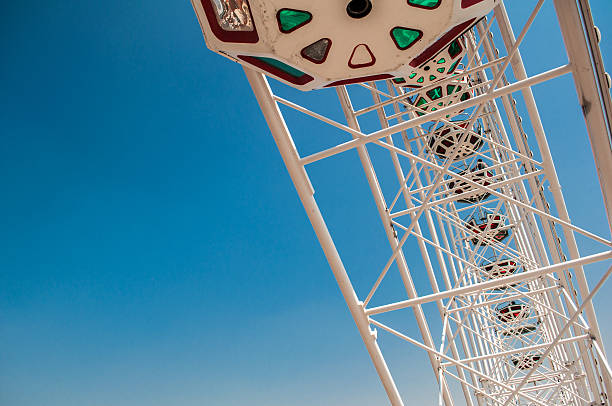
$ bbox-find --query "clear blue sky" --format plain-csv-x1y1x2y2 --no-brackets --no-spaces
1,1,611,405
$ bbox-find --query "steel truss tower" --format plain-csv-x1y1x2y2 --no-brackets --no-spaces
195,1,612,404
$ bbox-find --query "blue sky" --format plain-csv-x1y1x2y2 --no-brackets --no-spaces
1,1,611,405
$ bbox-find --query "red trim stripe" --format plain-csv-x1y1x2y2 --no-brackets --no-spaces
461,0,487,8
325,74,393,87
409,19,475,68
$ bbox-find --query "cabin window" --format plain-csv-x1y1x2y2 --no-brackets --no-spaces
449,39,463,58
391,27,423,50
407,0,442,9
301,38,331,63
277,9,312,33
211,0,254,31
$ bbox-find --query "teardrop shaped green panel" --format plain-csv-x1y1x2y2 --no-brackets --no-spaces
408,0,441,8
278,9,312,33
391,27,422,50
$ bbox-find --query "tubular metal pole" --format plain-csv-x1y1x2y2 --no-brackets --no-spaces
243,67,405,406
554,0,612,230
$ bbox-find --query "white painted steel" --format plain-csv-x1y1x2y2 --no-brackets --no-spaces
198,1,612,404
243,66,405,406
554,0,612,229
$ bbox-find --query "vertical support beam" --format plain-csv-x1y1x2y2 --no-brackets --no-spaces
243,67,405,406
553,0,612,231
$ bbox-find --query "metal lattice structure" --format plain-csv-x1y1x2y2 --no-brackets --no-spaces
192,1,612,404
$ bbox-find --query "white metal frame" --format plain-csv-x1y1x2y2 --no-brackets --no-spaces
238,1,612,404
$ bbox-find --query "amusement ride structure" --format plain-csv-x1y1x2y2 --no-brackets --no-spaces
191,1,612,404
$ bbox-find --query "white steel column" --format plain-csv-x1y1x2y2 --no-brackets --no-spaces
554,0,612,230
244,67,405,406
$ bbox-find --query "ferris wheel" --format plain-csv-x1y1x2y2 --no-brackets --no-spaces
191,1,612,404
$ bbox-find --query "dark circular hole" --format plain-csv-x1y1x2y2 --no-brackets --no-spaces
347,0,372,18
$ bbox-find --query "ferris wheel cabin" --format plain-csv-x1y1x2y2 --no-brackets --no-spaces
482,259,518,279
511,353,543,371
467,214,510,245
191,0,499,90
426,119,483,160
496,301,530,324
447,160,494,203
